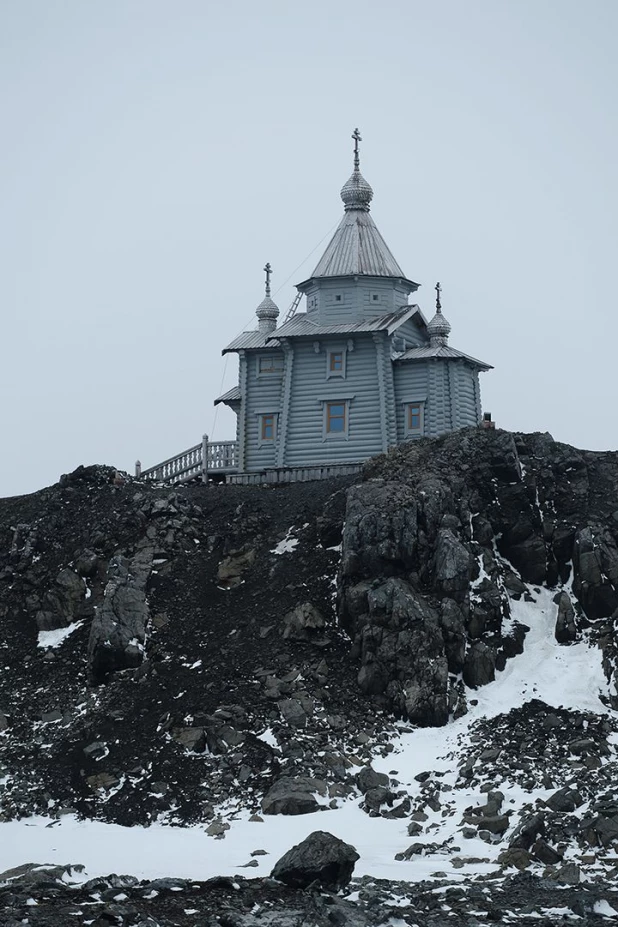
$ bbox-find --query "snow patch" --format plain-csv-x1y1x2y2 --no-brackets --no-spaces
37,621,84,650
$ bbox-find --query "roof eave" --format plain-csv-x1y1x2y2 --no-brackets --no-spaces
295,274,420,293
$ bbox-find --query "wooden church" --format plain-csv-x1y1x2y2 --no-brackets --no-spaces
139,131,492,485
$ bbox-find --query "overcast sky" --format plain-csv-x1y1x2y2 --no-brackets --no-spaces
1,0,617,497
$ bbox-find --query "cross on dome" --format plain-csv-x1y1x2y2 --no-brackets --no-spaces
340,127,373,212
427,281,452,346
264,262,272,297
352,127,362,171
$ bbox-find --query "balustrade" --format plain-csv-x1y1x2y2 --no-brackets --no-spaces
138,436,238,484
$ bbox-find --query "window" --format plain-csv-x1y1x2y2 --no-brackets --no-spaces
335,294,342,302
372,294,379,301
258,355,283,375
326,401,346,435
326,346,347,379
260,413,276,443
405,401,424,436
330,351,343,373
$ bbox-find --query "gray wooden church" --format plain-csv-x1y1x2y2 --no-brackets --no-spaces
139,131,492,485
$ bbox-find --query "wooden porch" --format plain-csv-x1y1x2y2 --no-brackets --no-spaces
136,437,362,486
136,436,238,485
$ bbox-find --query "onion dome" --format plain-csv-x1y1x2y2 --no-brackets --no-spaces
427,282,452,346
256,262,279,333
341,170,374,212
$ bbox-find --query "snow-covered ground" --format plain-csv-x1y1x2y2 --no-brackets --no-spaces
0,586,614,885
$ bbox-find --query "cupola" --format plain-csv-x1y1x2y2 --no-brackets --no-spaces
427,282,452,346
256,262,279,334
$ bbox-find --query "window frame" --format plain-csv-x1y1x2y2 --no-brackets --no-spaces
257,411,278,447
322,399,350,439
326,344,347,379
257,354,284,377
404,400,425,437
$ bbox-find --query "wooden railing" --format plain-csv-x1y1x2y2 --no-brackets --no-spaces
136,436,238,484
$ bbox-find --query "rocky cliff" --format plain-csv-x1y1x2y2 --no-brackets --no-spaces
1,428,618,926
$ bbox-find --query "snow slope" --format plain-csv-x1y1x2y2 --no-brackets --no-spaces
0,585,614,886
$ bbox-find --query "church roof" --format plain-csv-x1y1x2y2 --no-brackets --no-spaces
268,305,426,340
214,385,241,406
310,204,410,280
396,344,493,371
222,330,281,354
302,133,417,288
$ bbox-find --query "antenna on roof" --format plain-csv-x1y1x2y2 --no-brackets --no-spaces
352,127,362,171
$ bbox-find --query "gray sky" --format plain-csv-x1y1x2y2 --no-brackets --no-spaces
1,0,617,497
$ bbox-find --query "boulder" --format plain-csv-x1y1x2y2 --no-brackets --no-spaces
261,777,327,816
356,766,389,794
282,603,326,641
217,548,256,588
545,786,583,813
271,830,359,890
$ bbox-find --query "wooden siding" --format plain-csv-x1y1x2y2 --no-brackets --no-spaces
455,363,483,426
303,277,410,325
392,317,428,350
244,350,284,471
393,361,429,443
282,335,385,467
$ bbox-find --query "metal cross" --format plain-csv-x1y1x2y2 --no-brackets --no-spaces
264,262,272,297
435,281,442,311
352,128,362,171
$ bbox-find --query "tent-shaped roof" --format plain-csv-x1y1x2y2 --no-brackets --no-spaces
301,165,418,290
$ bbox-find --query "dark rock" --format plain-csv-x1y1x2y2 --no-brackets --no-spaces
531,838,562,864
282,603,326,641
363,786,394,812
545,786,583,813
433,528,474,602
554,591,577,643
271,830,359,890
463,641,496,688
356,766,389,793
498,847,531,870
261,777,327,816
88,549,152,682
217,548,256,588
509,812,545,849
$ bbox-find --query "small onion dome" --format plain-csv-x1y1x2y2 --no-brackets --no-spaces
427,306,452,346
256,295,279,333
341,170,374,211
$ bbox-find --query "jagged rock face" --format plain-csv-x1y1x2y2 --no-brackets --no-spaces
340,429,618,722
88,549,153,682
